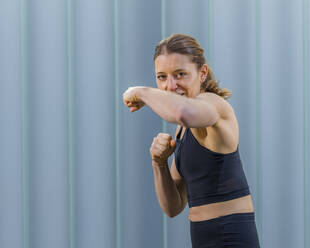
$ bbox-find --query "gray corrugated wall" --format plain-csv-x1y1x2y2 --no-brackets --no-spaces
0,0,309,247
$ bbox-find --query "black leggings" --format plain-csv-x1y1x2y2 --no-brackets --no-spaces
190,212,260,247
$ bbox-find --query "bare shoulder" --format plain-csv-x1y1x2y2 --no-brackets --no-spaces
195,92,239,152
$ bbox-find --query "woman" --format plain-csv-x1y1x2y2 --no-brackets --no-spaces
123,33,260,247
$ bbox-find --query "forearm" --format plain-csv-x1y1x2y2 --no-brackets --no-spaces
152,161,183,218
138,87,189,125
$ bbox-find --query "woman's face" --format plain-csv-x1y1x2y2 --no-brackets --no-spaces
154,53,208,98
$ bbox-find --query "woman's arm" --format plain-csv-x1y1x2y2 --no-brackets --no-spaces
137,87,184,124
136,87,221,128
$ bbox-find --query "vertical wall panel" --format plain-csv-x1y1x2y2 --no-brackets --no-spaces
254,0,263,241
114,1,121,247
66,0,75,247
0,1,23,248
118,1,162,247
74,0,116,247
20,0,30,246
303,0,310,247
260,0,304,247
28,0,69,247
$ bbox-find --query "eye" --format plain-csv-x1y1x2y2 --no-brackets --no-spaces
157,75,166,80
176,72,186,78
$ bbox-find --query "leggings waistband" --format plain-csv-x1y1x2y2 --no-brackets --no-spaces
190,212,255,226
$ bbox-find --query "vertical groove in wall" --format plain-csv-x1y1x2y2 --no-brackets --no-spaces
255,0,263,243
114,0,121,248
207,0,213,66
160,1,168,248
161,0,166,40
303,0,309,247
20,0,29,247
66,0,75,247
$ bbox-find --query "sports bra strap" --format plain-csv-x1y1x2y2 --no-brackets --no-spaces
176,126,183,140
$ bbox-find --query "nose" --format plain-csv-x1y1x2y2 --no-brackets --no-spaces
166,75,177,91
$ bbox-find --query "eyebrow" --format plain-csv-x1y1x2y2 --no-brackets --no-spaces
156,69,186,75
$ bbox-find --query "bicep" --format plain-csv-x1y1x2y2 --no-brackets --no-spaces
181,93,227,128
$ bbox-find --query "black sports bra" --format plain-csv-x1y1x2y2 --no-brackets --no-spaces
174,126,250,208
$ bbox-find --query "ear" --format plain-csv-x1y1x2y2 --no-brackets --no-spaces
200,64,209,82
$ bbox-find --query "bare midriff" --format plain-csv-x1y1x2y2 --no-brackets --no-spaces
188,194,254,222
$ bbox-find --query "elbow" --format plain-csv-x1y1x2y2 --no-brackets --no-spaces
166,211,179,218
168,214,176,218
166,205,183,218
166,212,175,218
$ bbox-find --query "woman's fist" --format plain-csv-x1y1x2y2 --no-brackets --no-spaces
150,133,176,165
123,86,146,112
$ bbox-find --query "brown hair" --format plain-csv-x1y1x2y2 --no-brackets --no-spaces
153,33,232,100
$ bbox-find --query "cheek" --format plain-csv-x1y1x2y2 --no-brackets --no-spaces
183,78,195,88
156,81,166,90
